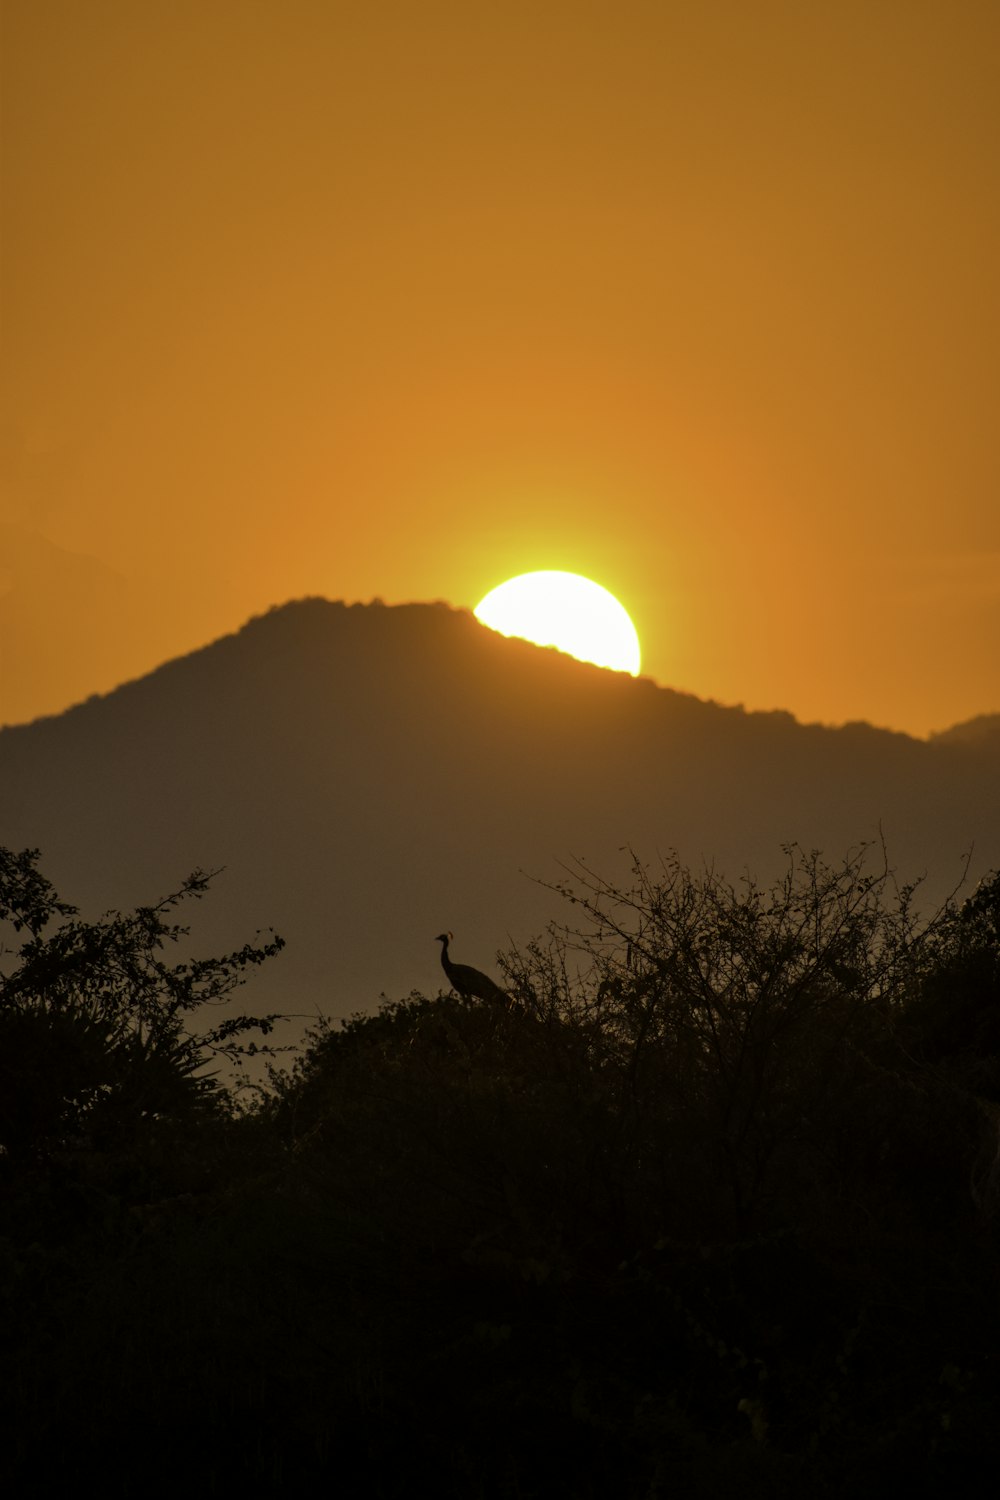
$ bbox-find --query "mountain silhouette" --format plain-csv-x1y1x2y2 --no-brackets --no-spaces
1,598,997,1027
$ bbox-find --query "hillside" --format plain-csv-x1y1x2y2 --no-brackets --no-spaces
1,598,997,1025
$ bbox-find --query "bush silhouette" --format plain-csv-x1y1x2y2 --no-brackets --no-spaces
3,843,1000,1494
0,848,283,1180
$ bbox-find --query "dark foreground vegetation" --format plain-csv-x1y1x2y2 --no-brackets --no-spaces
2,843,1000,1496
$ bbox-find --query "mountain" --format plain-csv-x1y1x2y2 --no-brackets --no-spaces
930,713,1000,750
1,598,997,1030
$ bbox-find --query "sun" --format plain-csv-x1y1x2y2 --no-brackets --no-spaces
474,571,641,676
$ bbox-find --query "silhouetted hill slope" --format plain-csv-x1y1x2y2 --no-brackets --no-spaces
930,713,1000,750
1,599,997,1023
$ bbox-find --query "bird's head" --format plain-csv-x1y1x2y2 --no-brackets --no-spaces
434,931,453,945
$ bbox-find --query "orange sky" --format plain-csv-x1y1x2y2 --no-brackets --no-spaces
2,0,998,737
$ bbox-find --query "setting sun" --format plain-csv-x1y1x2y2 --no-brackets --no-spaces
474,571,641,676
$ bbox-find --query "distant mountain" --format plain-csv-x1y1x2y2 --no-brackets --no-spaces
1,599,997,1029
930,714,1000,750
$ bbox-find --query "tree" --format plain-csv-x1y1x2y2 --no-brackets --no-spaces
499,842,987,1228
0,846,283,1168
902,868,1000,1093
258,845,1000,1487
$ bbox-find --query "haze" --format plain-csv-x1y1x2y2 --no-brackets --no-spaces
3,1,998,736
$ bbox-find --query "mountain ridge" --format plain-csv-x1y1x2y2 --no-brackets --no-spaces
1,598,997,1026
7,594,986,744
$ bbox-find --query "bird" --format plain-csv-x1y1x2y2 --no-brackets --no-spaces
434,931,507,1005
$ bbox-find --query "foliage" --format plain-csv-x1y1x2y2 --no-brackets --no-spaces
498,843,971,1229
3,842,1000,1494
901,867,1000,1093
0,848,284,1167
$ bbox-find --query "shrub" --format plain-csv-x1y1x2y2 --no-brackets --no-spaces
0,846,283,1171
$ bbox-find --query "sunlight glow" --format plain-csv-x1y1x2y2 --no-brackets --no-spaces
474,571,641,675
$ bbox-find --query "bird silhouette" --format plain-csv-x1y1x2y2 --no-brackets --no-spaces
434,931,507,1004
